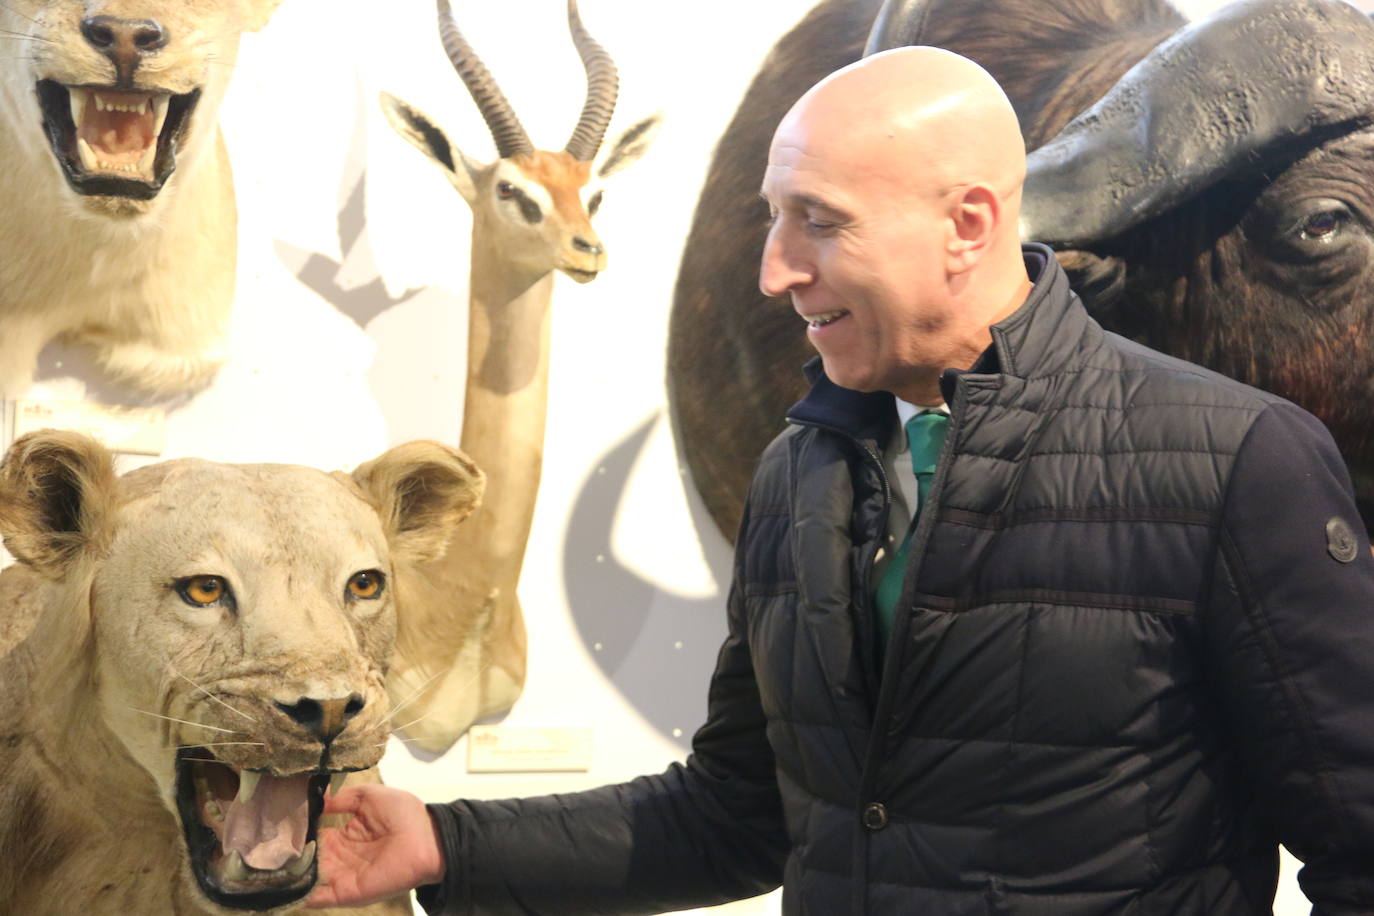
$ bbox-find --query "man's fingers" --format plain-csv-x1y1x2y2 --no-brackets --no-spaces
321,784,366,816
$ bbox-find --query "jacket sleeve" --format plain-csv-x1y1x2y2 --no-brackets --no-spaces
416,498,789,915
1207,400,1374,914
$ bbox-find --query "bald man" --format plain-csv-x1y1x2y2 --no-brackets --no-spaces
309,48,1374,915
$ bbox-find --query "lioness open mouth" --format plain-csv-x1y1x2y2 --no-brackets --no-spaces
175,748,345,910
36,79,200,200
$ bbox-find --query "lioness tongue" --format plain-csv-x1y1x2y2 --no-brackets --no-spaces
222,772,309,871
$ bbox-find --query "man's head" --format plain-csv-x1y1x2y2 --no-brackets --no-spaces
759,46,1031,404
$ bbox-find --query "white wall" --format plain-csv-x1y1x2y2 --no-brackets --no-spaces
9,0,1369,912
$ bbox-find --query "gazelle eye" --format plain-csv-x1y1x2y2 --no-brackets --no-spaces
496,181,515,199
177,575,228,607
346,570,385,600
588,189,603,216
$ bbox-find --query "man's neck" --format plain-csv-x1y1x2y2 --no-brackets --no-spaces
891,274,1034,405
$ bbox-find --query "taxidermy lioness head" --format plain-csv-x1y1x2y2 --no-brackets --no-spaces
1,0,281,218
0,431,482,913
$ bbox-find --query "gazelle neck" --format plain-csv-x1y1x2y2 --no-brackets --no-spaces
459,234,556,557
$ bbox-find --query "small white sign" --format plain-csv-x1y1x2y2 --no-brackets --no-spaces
12,398,166,456
466,726,594,773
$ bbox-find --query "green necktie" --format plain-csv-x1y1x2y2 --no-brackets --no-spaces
874,411,950,645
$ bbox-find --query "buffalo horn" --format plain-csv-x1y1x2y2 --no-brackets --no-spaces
437,0,533,160
1022,0,1374,248
863,0,937,56
564,0,620,161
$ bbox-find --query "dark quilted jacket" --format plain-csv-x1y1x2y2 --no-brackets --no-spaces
421,247,1374,915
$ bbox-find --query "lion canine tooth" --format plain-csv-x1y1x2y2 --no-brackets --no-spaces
152,95,170,137
285,841,317,878
237,770,262,804
76,138,98,172
137,143,156,176
68,87,88,126
329,773,346,796
224,850,250,881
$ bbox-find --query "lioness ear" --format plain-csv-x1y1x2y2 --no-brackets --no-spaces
0,430,117,577
243,0,284,32
350,441,485,564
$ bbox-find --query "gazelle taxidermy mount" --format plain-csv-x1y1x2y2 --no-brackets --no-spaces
380,0,660,754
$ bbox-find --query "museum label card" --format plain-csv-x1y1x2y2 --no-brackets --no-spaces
466,726,593,773
12,398,166,456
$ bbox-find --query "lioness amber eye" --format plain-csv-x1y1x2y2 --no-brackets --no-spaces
347,570,384,600
177,576,226,606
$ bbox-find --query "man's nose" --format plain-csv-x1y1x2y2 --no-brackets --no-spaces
758,225,812,297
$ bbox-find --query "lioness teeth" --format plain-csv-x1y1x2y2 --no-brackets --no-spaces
236,770,261,805
151,95,170,138
68,87,87,128
76,137,97,172
224,850,250,881
285,841,317,878
329,772,346,796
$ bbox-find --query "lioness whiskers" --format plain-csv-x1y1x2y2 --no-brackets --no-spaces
126,706,240,734
170,741,266,751
0,2,42,27
0,31,55,43
175,670,256,722
385,664,456,722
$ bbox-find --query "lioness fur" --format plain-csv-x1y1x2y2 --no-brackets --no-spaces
0,431,483,914
0,0,282,396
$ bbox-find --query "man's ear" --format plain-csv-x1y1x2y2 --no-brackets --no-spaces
380,92,480,204
0,430,117,578
947,184,1000,273
351,441,485,564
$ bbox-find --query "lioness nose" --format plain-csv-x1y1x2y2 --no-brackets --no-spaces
80,16,168,80
275,694,366,744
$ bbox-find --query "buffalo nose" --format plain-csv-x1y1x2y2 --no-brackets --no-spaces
275,694,366,744
572,236,603,256
80,16,168,80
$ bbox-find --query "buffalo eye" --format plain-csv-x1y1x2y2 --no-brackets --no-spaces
346,569,385,600
1298,208,1347,242
588,189,603,216
496,181,515,200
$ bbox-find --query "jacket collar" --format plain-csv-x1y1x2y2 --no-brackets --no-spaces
787,243,1086,438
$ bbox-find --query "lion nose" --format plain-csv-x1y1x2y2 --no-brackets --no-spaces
274,694,366,744
80,16,169,81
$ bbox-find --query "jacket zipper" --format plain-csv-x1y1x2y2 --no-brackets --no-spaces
794,380,970,915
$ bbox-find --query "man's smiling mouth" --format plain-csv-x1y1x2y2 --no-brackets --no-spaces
804,309,849,328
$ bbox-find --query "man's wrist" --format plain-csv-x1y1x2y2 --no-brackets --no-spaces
420,806,447,887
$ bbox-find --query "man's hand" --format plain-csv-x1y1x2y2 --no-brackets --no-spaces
305,783,445,908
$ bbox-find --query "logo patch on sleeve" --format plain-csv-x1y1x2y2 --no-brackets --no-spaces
1326,517,1359,564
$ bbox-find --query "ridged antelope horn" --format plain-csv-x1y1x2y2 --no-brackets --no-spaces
564,0,619,162
437,0,533,159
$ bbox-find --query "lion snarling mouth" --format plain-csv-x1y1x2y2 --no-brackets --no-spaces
35,79,199,199
175,749,346,910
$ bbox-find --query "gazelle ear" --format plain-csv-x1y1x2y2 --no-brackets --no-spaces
380,91,481,203
350,441,485,565
596,112,663,179
0,430,117,578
